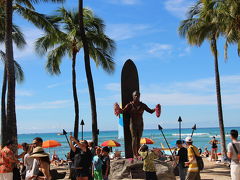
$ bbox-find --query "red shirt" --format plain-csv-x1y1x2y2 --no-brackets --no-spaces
0,146,15,173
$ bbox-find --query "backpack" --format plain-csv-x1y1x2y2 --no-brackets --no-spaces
191,147,204,171
232,143,240,161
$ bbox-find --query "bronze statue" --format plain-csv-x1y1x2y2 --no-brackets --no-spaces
115,91,161,157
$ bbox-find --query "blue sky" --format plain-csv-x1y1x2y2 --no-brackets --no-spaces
1,0,240,134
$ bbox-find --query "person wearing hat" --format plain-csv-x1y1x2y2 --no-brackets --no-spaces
184,137,201,180
29,137,44,180
30,147,51,180
175,140,188,180
0,140,19,180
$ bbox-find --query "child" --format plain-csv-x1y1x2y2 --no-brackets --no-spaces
138,144,160,180
92,147,103,180
101,147,110,180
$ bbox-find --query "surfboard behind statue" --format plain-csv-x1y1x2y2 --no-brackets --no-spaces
121,59,139,158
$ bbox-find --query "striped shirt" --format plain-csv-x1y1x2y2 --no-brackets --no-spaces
187,145,200,172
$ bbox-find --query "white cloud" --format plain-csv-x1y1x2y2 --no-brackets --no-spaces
106,0,139,5
105,75,240,107
147,43,172,57
47,82,67,89
164,0,193,19
16,90,33,97
179,46,191,57
105,83,120,91
17,99,71,110
107,24,150,41
14,28,43,60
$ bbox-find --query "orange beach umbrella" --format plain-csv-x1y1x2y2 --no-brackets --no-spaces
101,140,121,147
42,140,61,148
140,137,155,144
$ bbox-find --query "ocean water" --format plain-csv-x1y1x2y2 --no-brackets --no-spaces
18,127,240,159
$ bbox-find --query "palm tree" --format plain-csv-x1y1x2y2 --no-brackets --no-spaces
214,0,240,59
0,51,24,146
0,13,26,146
3,0,64,152
35,8,115,143
78,0,115,146
179,0,227,158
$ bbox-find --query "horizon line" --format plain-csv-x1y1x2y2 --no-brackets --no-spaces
17,126,240,135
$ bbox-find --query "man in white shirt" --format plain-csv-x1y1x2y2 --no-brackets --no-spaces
29,137,43,179
227,129,240,180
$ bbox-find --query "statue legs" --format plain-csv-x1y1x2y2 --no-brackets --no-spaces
130,122,143,157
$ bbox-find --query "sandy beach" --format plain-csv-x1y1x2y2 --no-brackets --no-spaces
176,158,231,180
54,157,231,180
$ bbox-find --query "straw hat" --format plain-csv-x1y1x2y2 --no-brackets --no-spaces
30,147,49,158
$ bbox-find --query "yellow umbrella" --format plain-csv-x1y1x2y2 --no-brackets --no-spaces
140,137,155,144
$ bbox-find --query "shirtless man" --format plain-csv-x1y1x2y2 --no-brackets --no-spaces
115,91,160,157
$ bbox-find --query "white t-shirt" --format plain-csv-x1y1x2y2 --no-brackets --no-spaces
228,141,240,165
24,153,34,180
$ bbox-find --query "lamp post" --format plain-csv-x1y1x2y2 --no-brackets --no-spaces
191,124,197,138
158,125,175,160
178,116,182,141
80,119,85,140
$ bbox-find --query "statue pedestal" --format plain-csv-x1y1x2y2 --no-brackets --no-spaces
109,159,176,180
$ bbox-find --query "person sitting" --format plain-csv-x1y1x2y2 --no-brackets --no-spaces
51,151,60,166
202,147,210,158
113,151,122,160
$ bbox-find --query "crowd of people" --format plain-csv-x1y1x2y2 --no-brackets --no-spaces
0,136,111,180
0,129,239,180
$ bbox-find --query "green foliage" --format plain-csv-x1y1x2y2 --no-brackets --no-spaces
0,51,24,83
35,8,116,74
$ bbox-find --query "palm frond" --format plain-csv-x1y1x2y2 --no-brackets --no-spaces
46,43,68,75
0,50,24,83
15,4,59,33
12,24,26,49
14,60,24,83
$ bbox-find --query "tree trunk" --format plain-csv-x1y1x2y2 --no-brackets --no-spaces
78,0,98,146
1,66,7,147
72,50,79,139
5,0,18,153
211,37,227,158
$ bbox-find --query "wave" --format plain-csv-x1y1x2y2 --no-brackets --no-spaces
209,135,230,138
172,133,210,136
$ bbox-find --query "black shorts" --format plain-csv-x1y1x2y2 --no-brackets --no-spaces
75,168,89,177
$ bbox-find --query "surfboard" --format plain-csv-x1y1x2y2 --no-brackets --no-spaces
121,59,139,158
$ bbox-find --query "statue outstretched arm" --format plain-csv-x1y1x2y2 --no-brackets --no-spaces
143,103,155,114
144,103,161,117
114,103,131,116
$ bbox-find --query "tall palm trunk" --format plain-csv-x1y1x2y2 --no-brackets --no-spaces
211,37,227,158
78,0,98,146
1,66,7,146
5,0,17,152
72,50,79,139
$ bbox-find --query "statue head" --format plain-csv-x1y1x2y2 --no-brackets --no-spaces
132,90,140,102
